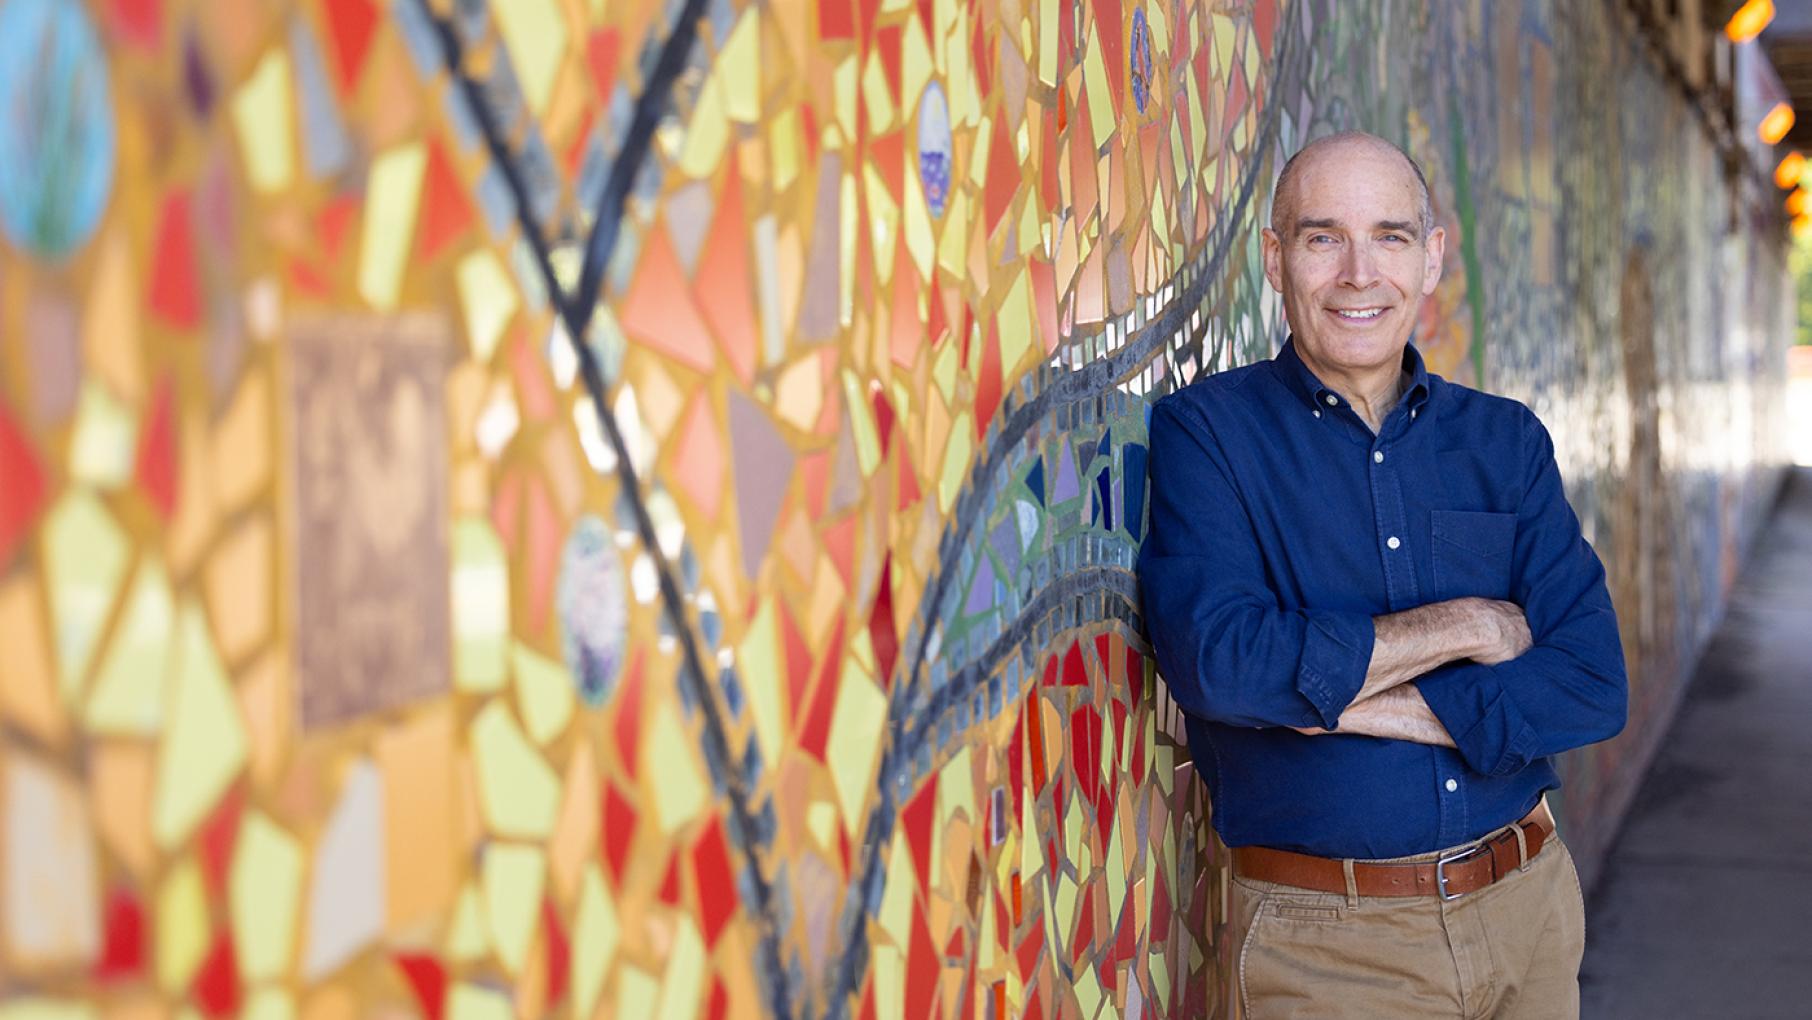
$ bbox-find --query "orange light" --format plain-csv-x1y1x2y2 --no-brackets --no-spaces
1726,0,1776,43
1789,190,1808,216
1793,212,1812,240
1760,102,1796,145
1777,152,1807,189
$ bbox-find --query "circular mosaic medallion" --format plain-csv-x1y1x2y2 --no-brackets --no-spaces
0,0,116,260
557,515,630,706
1130,8,1154,115
917,81,953,219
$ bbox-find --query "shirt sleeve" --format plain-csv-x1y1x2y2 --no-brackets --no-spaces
1417,410,1629,776
1136,398,1375,730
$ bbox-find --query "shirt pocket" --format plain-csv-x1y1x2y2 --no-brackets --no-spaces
1430,510,1517,601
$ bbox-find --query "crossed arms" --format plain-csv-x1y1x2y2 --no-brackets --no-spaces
1137,399,1628,776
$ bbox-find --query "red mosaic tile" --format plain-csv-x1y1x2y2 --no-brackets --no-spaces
1068,705,1101,806
1015,923,1043,982
149,192,200,329
0,399,48,566
93,887,145,983
694,162,758,387
690,816,737,946
190,930,240,1018
620,218,715,373
323,0,378,95
613,649,645,778
416,139,472,261
797,620,844,761
984,118,1018,231
522,475,561,634
894,441,922,511
867,558,897,687
541,899,569,1008
975,321,1002,436
196,783,243,902
899,778,936,895
600,781,636,884
904,908,938,1020
109,0,160,48
585,29,621,107
394,953,447,1020
1061,641,1086,686
134,376,178,522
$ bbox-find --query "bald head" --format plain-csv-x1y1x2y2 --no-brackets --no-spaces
1270,131,1433,238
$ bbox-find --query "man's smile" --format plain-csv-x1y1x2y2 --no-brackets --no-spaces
1329,305,1390,323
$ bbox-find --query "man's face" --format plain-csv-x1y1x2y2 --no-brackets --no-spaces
1261,143,1445,382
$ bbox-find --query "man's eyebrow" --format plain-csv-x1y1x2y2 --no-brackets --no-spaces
1375,220,1420,237
1293,217,1339,235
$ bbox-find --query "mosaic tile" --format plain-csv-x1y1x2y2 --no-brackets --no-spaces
512,641,575,746
154,857,207,993
240,989,295,1020
0,576,66,747
43,489,130,708
149,602,246,849
210,372,272,513
445,984,510,1020
547,742,598,905
642,697,707,837
376,706,457,933
84,557,173,736
357,143,427,310
469,701,559,839
2,752,100,971
0,0,115,260
202,515,272,667
452,517,511,692
69,381,137,488
228,812,301,982
232,47,296,193
301,761,382,979
480,842,544,975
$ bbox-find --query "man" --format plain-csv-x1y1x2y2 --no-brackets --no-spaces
1136,131,1626,1018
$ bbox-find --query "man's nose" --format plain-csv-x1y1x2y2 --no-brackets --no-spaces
1338,242,1380,287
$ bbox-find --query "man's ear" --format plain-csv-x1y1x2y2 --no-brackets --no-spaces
1421,225,1446,295
1262,227,1283,293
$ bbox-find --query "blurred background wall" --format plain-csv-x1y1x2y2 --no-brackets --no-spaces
0,0,1792,1017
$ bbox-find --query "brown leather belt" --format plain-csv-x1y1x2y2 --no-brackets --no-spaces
1233,803,1556,901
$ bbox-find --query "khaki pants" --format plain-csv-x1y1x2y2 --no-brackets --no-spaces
1227,832,1587,1019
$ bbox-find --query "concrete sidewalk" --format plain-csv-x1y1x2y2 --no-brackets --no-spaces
1579,468,1812,1019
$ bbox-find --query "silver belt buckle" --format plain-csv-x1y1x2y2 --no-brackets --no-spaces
1436,841,1492,901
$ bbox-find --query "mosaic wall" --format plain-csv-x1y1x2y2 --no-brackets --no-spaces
0,0,1790,1018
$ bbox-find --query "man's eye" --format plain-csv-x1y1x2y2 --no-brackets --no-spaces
1308,235,1335,245
1381,234,1406,243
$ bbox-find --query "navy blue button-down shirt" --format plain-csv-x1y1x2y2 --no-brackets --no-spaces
1137,338,1627,858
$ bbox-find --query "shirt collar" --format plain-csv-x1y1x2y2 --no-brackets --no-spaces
1274,336,1432,416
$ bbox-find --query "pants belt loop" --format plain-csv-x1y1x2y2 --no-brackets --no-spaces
1513,822,1531,873
1342,857,1359,908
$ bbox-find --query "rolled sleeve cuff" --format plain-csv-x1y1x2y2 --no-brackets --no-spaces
1296,611,1374,729
1419,664,1542,775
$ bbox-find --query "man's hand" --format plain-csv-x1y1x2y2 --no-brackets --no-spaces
1470,598,1533,664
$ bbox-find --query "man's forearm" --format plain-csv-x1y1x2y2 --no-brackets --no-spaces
1319,683,1456,747
1353,599,1495,703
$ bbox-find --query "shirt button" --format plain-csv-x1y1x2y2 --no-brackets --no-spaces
1323,393,1338,406
1387,536,1401,550
1445,779,1458,793
1373,450,1384,463
1312,409,1322,418
1411,408,1419,420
